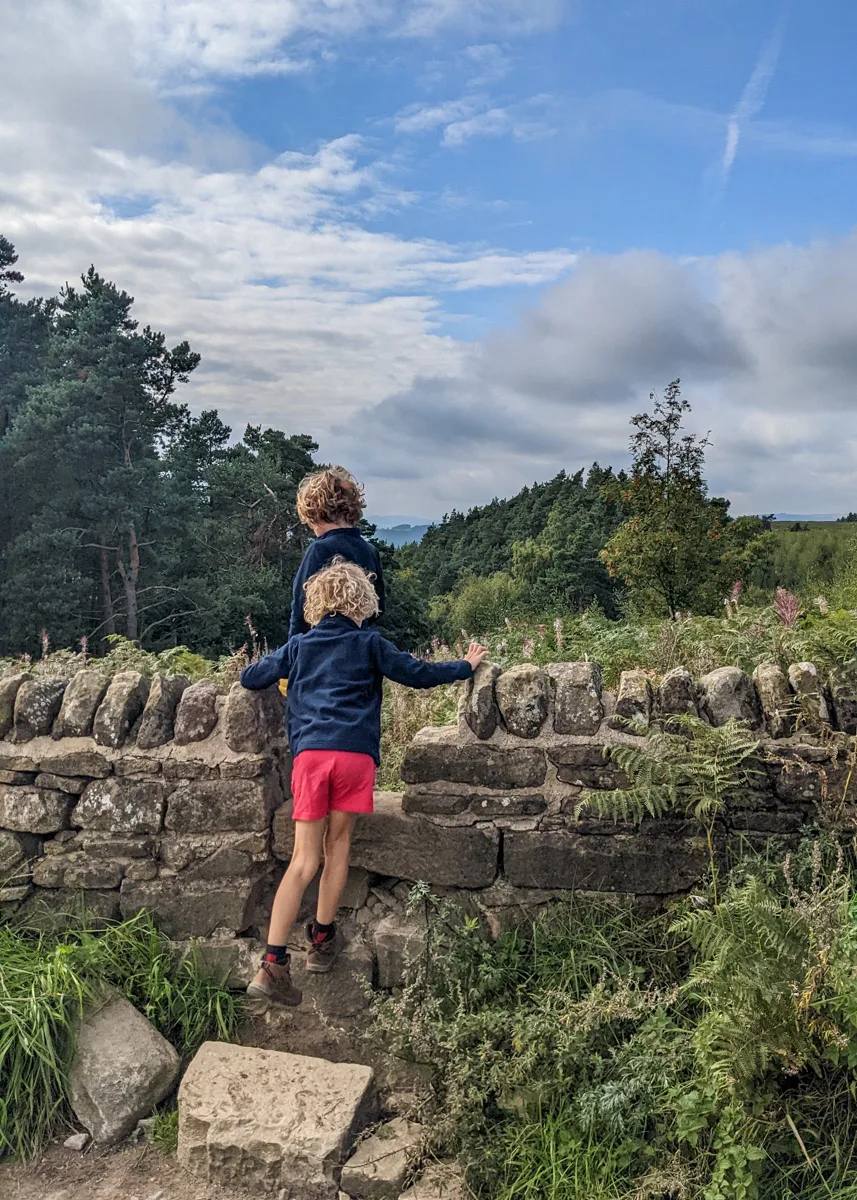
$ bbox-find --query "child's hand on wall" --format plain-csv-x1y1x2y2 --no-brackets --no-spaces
465,642,488,672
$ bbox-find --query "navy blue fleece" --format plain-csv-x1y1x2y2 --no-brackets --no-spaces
289,528,384,637
241,614,472,765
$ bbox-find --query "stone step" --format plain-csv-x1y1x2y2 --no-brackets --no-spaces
178,1042,378,1198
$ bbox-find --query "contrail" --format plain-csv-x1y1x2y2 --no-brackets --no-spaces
720,10,789,185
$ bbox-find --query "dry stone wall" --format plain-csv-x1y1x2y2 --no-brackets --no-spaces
1,658,856,984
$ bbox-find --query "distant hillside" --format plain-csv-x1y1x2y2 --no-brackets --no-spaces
401,465,625,610
374,524,430,547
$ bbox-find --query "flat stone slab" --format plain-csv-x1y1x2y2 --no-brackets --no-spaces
179,1042,377,1199
398,1162,466,1198
341,1117,424,1199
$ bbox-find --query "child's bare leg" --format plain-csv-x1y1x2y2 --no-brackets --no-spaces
248,820,326,1004
316,810,357,925
267,819,326,946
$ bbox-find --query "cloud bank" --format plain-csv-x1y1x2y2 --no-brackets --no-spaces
333,241,857,516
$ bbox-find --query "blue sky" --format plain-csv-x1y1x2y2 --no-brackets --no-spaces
2,0,857,517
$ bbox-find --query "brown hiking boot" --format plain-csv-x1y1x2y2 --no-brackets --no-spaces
305,924,344,974
247,959,302,1007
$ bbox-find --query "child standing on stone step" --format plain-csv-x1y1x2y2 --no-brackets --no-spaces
240,557,487,1006
289,466,385,638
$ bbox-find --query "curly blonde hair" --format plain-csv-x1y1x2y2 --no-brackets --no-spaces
303,557,380,627
297,466,365,528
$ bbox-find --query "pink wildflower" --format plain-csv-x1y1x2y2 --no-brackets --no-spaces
522,636,535,660
774,587,801,627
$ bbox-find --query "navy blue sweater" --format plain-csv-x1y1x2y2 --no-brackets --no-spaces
289,528,385,637
241,615,472,765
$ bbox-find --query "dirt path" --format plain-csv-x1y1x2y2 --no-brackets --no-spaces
0,1144,243,1200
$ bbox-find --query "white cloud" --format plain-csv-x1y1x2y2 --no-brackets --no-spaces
0,0,576,445
443,96,556,146
332,238,857,517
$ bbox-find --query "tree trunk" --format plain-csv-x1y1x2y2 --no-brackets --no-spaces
99,546,117,637
117,523,141,642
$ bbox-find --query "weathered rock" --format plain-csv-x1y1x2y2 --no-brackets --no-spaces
292,939,375,1018
0,672,30,738
0,830,38,874
272,792,499,888
219,753,273,779
0,749,39,773
46,748,112,778
18,887,122,928
401,790,470,817
609,670,652,734
37,852,125,891
470,792,546,817
178,1043,377,1197
222,682,282,754
124,860,159,882
464,662,501,740
53,671,109,739
165,777,275,833
12,677,66,742
658,667,698,719
35,772,87,794
402,727,546,789
374,914,427,989
398,1162,465,1199
548,661,604,735
173,680,219,745
63,1132,90,1152
75,833,156,859
341,1117,424,1200
93,671,148,748
0,769,36,785
752,662,795,739
114,755,162,776
74,778,169,834
548,744,628,790
788,662,831,723
828,665,857,734
160,832,268,879
0,883,32,904
698,667,762,729
0,786,72,833
162,757,218,781
495,665,550,738
120,876,262,938
68,994,180,1145
172,935,258,988
504,827,711,893
136,674,189,749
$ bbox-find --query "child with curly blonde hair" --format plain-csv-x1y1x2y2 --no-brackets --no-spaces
241,558,486,1006
290,466,384,637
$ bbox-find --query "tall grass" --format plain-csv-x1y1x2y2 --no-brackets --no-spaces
0,911,241,1160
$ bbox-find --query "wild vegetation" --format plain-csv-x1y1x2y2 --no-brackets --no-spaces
376,834,857,1200
0,911,240,1160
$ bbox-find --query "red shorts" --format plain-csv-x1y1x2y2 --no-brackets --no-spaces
291,750,376,823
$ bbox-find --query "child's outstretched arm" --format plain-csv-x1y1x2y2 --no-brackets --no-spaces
374,636,487,689
240,641,294,690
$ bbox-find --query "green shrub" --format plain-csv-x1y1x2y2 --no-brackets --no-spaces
375,840,857,1200
0,911,241,1160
